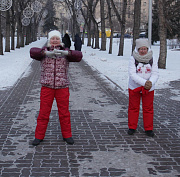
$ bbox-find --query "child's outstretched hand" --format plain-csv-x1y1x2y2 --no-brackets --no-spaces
45,50,56,58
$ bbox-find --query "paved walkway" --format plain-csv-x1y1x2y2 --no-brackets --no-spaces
0,56,180,177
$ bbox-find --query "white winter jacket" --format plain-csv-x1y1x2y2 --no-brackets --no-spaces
128,49,159,91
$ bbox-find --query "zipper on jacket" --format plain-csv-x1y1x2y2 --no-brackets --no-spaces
142,64,145,78
54,59,56,88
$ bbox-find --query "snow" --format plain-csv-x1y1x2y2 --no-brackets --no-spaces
0,38,180,96
82,38,180,94
0,38,47,90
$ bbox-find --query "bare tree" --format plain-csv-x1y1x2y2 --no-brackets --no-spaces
10,2,16,50
0,11,3,55
80,8,88,45
0,0,47,55
132,0,141,52
157,0,167,69
82,0,100,48
120,0,127,55
161,1,180,41
110,0,127,56
15,1,26,48
5,10,10,52
100,0,106,51
87,1,92,46
91,0,100,49
106,0,113,54
64,0,80,40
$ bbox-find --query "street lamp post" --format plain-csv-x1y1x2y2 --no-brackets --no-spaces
148,0,152,47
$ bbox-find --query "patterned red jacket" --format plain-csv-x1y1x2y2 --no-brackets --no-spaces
30,45,82,89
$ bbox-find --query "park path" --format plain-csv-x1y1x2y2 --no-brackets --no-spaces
0,54,180,176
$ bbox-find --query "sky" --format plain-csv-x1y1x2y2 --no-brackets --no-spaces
0,37,179,98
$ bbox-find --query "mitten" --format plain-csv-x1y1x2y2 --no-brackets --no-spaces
45,50,56,58
144,80,152,90
54,49,69,57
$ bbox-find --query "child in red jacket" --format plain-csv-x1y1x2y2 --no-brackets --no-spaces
30,30,83,146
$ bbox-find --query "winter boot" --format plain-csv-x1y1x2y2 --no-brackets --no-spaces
145,130,155,137
32,138,43,146
63,137,74,145
128,129,136,135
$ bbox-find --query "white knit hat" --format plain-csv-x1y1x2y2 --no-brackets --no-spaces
48,30,62,41
136,38,149,49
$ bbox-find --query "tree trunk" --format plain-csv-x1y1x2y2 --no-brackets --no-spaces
81,0,99,48
32,23,37,42
0,11,3,55
10,1,15,50
100,0,106,51
80,8,87,45
5,10,10,52
30,24,33,43
20,26,24,47
94,21,99,49
118,30,125,56
118,0,127,56
132,0,141,53
91,23,95,48
157,0,167,69
16,19,20,48
106,0,113,54
110,0,126,56
73,12,77,36
87,18,91,46
25,27,30,45
87,1,92,47
82,23,85,45
90,8,99,49
71,1,80,37
11,25,15,50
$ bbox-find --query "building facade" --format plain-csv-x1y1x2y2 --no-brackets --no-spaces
124,0,150,33
95,0,150,34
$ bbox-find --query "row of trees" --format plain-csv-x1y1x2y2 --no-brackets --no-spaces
65,0,180,69
151,0,180,68
0,0,40,55
0,0,57,55
64,0,128,55
63,0,179,69
1,0,180,69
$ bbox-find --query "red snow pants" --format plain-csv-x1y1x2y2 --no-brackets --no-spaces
128,88,154,131
35,86,72,140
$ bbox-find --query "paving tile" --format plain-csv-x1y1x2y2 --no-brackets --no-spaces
0,59,180,176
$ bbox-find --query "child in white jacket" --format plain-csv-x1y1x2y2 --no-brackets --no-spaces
128,38,159,137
